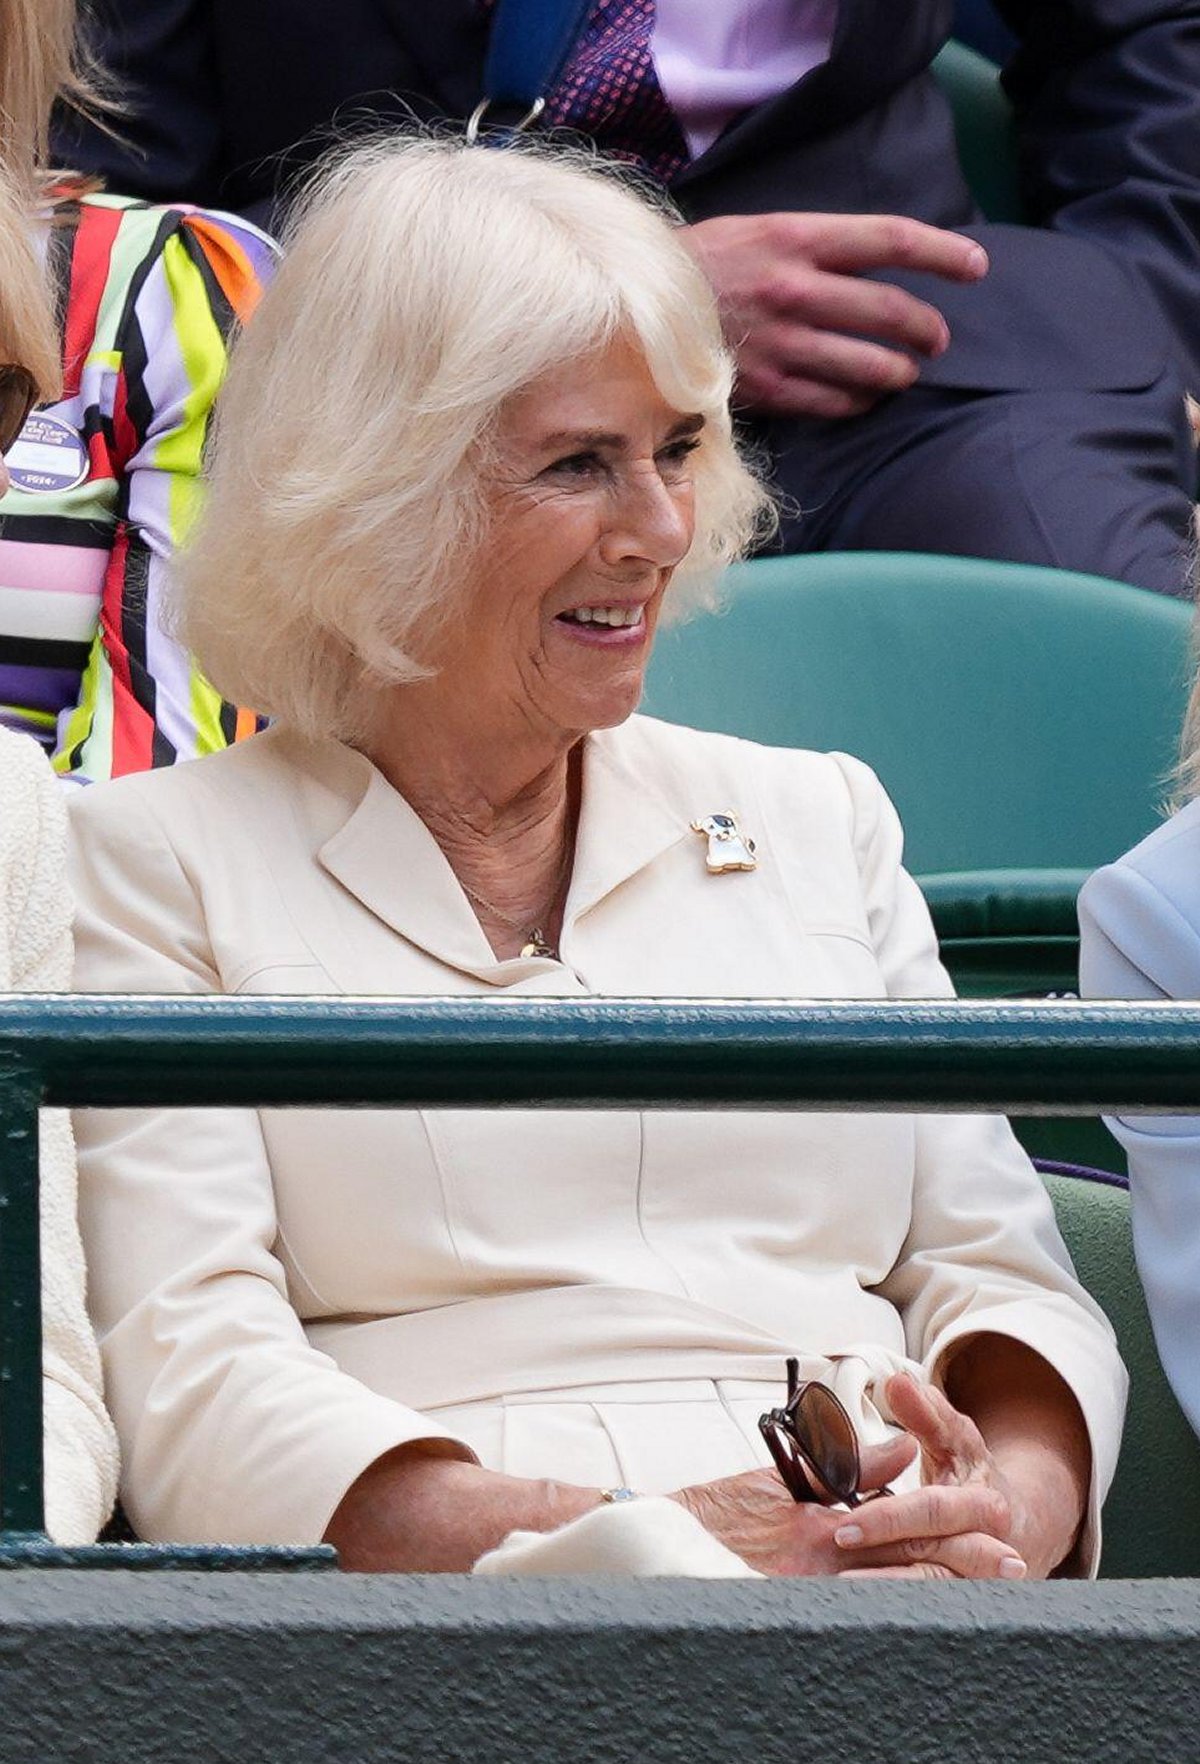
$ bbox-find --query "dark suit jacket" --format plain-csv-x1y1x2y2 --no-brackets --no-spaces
55,0,1200,392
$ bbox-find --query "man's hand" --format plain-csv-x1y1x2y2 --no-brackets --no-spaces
683,212,989,418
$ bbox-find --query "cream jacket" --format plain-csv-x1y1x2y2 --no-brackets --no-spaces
0,729,118,1543
67,718,1126,1557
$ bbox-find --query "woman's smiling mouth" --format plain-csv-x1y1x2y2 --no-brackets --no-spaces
554,601,649,643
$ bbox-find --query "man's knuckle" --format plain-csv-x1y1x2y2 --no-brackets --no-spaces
880,216,916,260
758,364,792,405
763,213,798,253
863,351,908,390
875,287,910,330
812,388,858,418
760,271,804,313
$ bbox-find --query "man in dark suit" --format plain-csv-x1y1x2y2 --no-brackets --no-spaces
57,0,1200,594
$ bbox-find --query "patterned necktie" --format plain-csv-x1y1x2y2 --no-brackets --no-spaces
481,0,691,184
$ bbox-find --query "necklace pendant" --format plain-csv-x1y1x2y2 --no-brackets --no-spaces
691,811,758,874
520,930,556,960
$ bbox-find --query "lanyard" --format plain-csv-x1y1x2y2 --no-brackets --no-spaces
467,0,595,141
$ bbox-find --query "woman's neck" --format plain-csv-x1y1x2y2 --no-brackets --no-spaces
364,713,581,959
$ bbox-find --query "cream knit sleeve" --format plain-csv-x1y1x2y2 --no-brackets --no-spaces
1,732,119,1543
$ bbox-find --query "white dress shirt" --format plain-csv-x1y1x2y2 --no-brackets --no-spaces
653,0,839,154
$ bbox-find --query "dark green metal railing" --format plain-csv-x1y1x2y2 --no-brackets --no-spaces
3,993,1199,1567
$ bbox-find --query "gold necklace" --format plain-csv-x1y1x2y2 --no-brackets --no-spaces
457,850,570,960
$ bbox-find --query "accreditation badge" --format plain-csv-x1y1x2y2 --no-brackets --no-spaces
5,412,90,495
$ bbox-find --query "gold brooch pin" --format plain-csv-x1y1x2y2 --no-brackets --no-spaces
691,812,758,874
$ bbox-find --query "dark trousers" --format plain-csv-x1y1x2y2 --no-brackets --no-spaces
754,367,1196,598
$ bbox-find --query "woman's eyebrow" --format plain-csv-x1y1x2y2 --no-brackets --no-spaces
538,413,707,450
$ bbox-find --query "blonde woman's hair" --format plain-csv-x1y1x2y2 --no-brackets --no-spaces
177,135,774,744
0,164,59,397
0,0,100,401
5,0,86,176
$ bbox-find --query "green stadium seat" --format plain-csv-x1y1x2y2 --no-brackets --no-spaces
644,552,1191,887
932,39,1024,223
642,552,1194,1169
1044,1168,1200,1578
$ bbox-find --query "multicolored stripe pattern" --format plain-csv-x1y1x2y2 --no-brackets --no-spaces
0,194,275,782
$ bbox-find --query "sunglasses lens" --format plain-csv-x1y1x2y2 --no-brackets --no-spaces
0,369,35,457
792,1383,860,1503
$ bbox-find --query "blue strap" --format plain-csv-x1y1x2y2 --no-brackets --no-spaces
483,0,594,109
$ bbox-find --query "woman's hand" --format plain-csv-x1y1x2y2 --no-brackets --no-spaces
832,1350,1090,1581
669,1430,917,1576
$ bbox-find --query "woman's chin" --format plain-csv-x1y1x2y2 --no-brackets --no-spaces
550,677,648,737
541,632,653,732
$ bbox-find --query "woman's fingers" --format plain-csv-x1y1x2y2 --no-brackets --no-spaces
839,1540,1027,1582
837,1527,1025,1581
884,1371,989,1480
834,1479,1013,1555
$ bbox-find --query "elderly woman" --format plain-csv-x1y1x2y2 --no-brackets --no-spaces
1080,667,1200,1443
70,139,1124,1578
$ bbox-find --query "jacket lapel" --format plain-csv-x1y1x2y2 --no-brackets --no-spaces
565,726,692,929
314,726,690,975
673,0,951,194
317,754,499,977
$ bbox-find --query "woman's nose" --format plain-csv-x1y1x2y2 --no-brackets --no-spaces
602,466,694,568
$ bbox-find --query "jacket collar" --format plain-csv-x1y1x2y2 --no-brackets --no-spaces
672,0,949,193
315,722,689,978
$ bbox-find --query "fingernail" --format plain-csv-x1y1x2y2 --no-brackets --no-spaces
834,1524,864,1547
999,1557,1027,1580
968,245,989,276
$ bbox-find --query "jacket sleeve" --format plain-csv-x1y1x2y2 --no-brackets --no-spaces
1079,853,1200,1442
67,778,477,1546
53,209,273,784
995,0,1200,383
830,751,1127,1574
4,737,119,1542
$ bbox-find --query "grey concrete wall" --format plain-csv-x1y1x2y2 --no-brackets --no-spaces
3,1572,1200,1764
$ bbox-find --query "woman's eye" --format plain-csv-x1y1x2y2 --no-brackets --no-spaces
657,436,702,471
545,451,603,478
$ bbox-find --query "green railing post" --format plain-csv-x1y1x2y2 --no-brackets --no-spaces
0,1064,44,1543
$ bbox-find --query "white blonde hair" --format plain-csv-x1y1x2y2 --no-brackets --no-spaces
177,135,774,744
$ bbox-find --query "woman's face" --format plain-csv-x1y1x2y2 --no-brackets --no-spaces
426,336,701,748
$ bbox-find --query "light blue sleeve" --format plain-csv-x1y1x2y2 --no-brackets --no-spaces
1079,834,1200,1441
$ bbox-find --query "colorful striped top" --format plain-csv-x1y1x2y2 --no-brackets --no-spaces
0,193,276,782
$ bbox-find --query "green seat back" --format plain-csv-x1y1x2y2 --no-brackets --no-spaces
643,552,1190,1171
643,553,1193,880
932,39,1024,223
1044,1171,1200,1577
